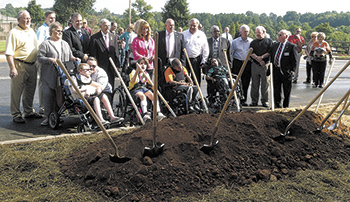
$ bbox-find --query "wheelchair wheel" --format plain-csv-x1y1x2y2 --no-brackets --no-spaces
77,123,88,133
48,111,60,129
112,87,126,118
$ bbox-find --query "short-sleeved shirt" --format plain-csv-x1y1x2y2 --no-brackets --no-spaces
128,69,150,90
249,37,273,64
5,26,38,63
164,67,189,83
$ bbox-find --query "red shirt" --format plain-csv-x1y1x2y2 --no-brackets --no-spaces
288,34,305,52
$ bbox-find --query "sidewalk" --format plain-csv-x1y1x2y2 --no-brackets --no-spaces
0,54,6,62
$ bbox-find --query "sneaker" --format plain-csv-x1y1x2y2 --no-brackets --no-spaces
142,113,151,123
39,109,45,115
101,120,110,126
157,112,166,122
40,120,48,126
111,117,124,123
13,117,25,123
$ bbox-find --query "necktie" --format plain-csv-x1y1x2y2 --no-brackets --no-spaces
213,39,219,58
78,30,83,42
104,35,109,50
274,43,283,67
226,33,228,39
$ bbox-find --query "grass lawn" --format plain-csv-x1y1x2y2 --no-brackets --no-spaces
0,41,6,52
0,104,349,201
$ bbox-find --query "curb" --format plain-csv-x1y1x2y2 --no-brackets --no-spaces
0,126,136,145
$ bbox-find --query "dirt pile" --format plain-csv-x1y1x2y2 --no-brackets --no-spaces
59,110,350,201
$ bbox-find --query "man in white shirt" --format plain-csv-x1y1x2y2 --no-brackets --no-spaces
182,18,209,86
36,10,56,115
221,27,233,43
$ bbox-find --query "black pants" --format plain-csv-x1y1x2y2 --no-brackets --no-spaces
232,59,251,102
273,69,292,108
312,61,326,86
187,55,202,86
306,61,312,82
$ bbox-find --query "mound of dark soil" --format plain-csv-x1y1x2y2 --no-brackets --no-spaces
59,110,350,201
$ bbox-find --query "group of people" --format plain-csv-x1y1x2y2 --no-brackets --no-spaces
5,9,333,126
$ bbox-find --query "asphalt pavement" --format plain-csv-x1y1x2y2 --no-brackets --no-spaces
0,56,349,143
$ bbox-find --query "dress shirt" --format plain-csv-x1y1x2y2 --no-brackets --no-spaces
275,41,286,68
166,30,175,58
183,29,209,64
101,31,109,49
231,37,253,61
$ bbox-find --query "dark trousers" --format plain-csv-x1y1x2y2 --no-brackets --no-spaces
306,61,312,82
187,55,202,86
273,70,292,108
232,59,251,102
312,61,327,86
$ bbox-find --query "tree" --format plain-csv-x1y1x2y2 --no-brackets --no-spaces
123,0,154,28
27,0,44,27
1,4,18,17
161,0,191,29
53,0,96,25
314,22,334,36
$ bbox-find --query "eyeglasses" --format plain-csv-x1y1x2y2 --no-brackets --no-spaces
312,36,317,38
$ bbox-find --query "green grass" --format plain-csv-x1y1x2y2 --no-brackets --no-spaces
0,41,5,52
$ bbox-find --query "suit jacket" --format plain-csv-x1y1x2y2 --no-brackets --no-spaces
89,31,120,75
207,37,232,68
37,39,73,89
270,41,298,79
62,26,90,60
158,30,186,67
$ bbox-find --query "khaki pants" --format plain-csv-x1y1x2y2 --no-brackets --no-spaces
11,61,37,118
250,62,270,104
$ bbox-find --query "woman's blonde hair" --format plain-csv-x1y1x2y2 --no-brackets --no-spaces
136,20,151,40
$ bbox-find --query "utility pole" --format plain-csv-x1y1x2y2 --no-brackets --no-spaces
129,0,131,25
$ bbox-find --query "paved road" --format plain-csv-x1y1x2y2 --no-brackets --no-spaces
0,57,349,142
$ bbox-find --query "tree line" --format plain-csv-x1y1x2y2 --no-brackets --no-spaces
2,0,350,44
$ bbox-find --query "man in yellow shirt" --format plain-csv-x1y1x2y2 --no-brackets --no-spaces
5,10,42,123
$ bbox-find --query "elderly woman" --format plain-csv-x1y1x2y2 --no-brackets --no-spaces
304,32,318,84
310,32,333,88
132,20,155,78
37,22,78,126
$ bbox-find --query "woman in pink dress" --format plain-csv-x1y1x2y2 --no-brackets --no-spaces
132,20,155,78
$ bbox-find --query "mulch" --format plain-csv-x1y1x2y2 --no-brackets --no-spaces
59,110,350,201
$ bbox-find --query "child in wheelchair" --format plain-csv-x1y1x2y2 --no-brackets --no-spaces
164,58,201,113
206,58,232,106
128,57,166,123
66,63,123,125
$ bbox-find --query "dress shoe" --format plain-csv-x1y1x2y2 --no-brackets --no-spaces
249,103,258,106
25,112,43,119
318,85,323,88
262,103,269,108
13,117,25,123
303,80,310,84
292,80,297,83
241,102,248,106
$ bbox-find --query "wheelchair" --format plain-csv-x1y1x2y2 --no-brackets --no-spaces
206,74,243,113
48,61,113,133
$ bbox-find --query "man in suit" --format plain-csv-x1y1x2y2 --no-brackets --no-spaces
89,19,120,89
269,30,298,108
158,18,186,68
62,13,90,62
207,25,232,72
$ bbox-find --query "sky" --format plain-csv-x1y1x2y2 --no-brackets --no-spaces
1,0,349,16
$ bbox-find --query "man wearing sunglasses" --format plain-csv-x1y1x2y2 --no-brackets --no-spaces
270,30,298,108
